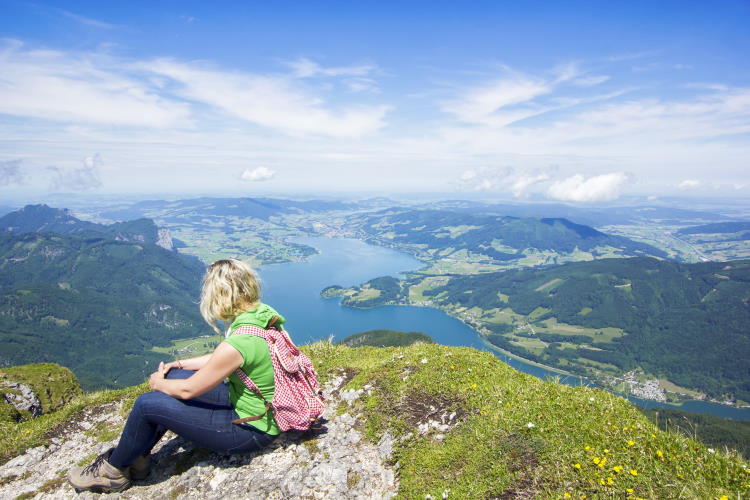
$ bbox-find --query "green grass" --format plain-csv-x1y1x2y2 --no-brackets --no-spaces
305,342,749,499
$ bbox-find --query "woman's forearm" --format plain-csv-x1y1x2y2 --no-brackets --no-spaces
175,354,211,371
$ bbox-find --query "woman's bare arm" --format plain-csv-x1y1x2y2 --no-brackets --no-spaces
149,343,243,399
162,353,213,372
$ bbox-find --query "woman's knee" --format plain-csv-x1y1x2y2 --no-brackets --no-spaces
133,391,173,414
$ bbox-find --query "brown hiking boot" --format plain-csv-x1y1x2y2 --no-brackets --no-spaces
129,454,151,480
68,448,131,493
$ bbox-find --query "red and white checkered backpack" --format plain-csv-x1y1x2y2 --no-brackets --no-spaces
229,316,325,432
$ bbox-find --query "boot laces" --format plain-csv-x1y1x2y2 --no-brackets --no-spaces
82,451,110,476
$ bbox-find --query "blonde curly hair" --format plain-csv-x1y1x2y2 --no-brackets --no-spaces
199,259,261,334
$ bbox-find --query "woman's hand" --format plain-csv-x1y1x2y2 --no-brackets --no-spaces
148,343,243,399
149,362,167,390
160,361,182,374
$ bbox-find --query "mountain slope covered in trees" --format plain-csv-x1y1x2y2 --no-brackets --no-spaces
0,208,206,389
349,209,667,268
332,257,750,402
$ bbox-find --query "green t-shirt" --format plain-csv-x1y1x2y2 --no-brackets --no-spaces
224,306,283,435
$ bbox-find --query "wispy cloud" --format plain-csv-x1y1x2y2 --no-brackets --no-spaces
287,58,376,78
57,9,117,29
47,154,103,191
0,41,390,138
140,58,389,137
0,41,190,127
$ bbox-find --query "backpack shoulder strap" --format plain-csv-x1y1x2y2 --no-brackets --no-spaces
229,315,279,425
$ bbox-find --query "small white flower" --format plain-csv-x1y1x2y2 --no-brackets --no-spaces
526,422,535,428
707,448,715,454
420,358,428,364
589,397,595,402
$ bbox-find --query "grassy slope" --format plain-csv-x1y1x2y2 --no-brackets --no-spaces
1,345,747,498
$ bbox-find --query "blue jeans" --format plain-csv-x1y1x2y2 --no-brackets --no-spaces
108,369,277,469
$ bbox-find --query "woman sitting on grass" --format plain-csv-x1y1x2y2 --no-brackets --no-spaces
68,259,283,493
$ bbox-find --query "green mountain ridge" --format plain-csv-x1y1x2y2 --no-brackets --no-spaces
349,209,667,267
0,204,176,250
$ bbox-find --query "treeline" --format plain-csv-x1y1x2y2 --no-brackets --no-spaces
336,329,434,348
641,408,750,459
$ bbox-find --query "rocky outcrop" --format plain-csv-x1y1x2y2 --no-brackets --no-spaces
155,228,174,252
1,382,41,418
0,371,398,499
0,364,82,423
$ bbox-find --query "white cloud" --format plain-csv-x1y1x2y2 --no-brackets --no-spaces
511,173,551,198
0,159,27,186
241,166,276,182
677,179,702,189
141,58,389,137
573,75,610,86
0,41,190,128
441,76,551,127
287,58,376,78
547,172,631,202
47,154,103,191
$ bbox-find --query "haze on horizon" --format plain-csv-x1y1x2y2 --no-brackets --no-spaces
0,1,748,203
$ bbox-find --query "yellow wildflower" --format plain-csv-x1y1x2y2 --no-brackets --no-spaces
471,383,478,389
606,477,614,485
656,450,663,458
651,433,656,438
584,445,591,451
626,489,634,494
598,458,607,468
719,496,729,500
604,448,609,453
599,479,606,486
574,463,581,469
450,364,456,370
630,469,638,476
593,457,601,464
564,494,571,499
613,465,624,473
627,440,635,446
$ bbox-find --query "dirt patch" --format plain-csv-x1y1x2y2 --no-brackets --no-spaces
42,401,121,441
393,388,468,432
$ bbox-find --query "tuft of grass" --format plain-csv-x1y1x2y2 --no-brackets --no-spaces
303,342,750,499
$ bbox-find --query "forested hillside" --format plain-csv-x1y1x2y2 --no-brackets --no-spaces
349,209,666,268
0,227,206,389
332,257,750,402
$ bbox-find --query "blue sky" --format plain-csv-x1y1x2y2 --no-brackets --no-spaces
1,0,749,202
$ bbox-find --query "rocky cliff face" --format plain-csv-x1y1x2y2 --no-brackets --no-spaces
0,371,397,499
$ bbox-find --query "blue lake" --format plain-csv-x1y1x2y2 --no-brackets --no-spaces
258,236,750,421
